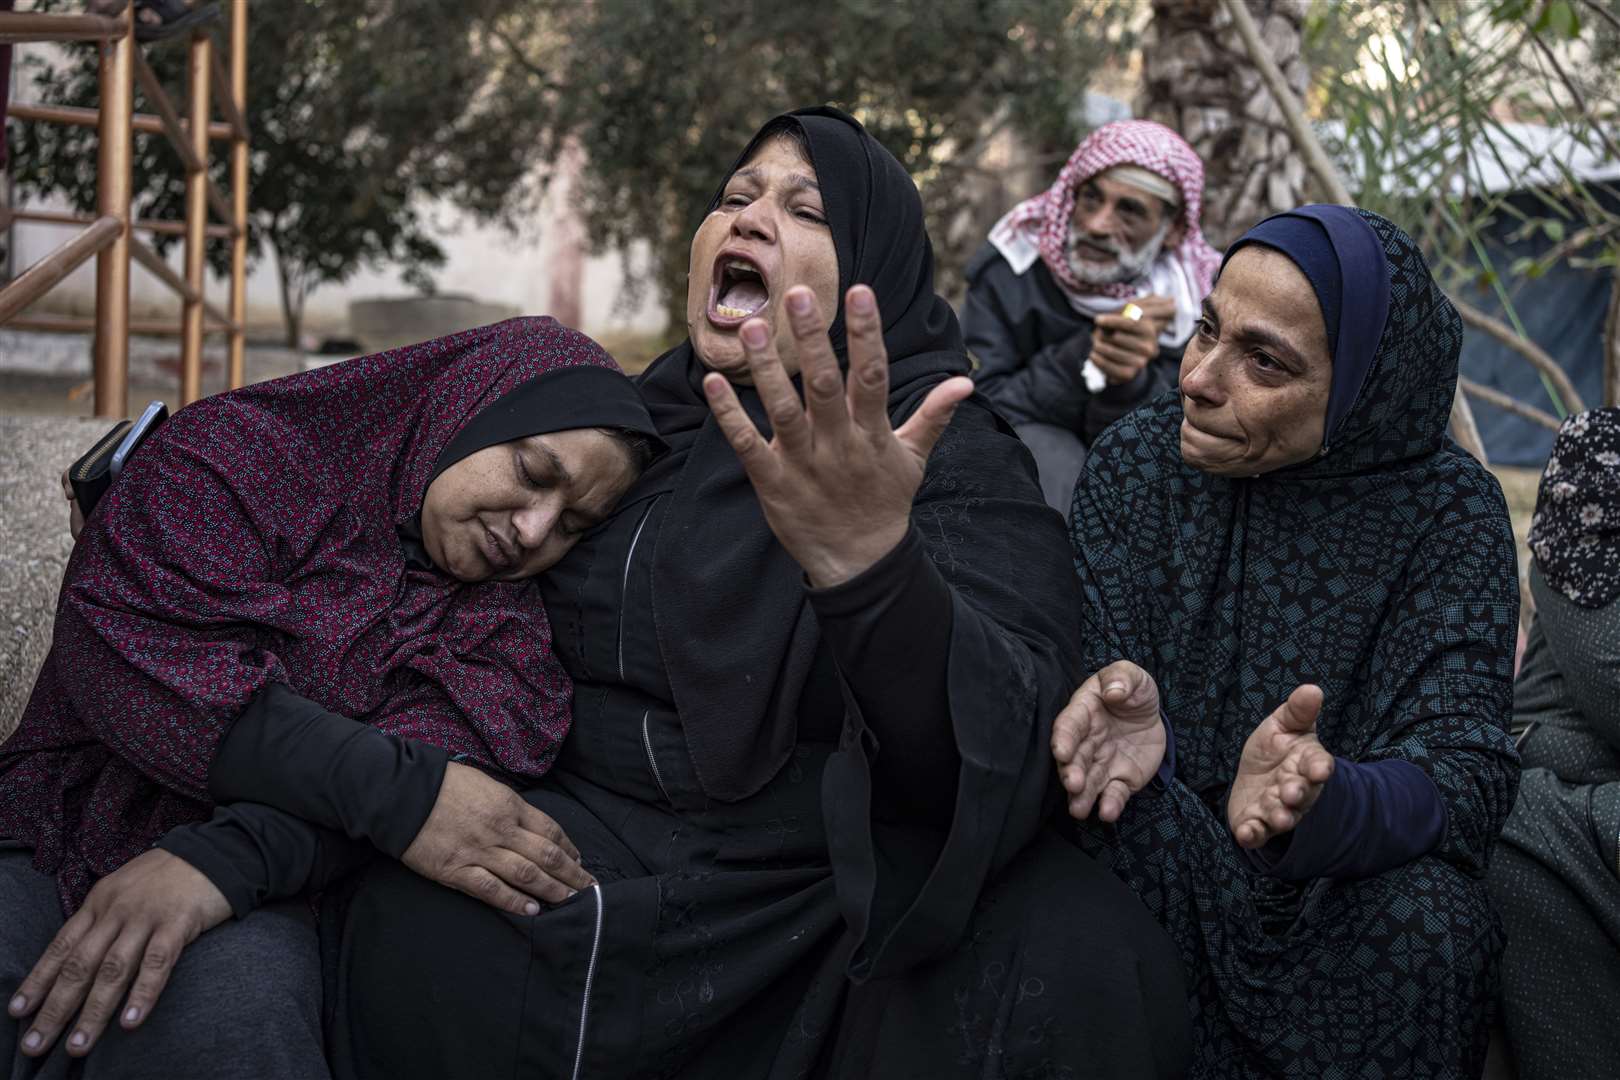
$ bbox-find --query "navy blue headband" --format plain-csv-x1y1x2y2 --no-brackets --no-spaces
1223,205,1391,448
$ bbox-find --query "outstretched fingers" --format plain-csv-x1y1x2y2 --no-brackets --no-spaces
704,372,784,490
783,286,850,441
842,285,892,432
739,318,811,455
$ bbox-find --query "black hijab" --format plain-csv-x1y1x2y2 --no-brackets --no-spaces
638,106,968,801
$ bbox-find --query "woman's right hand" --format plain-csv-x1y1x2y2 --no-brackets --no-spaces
401,761,595,916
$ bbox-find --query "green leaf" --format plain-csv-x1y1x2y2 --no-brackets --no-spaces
1490,0,1533,22
1543,219,1567,242
1535,0,1582,36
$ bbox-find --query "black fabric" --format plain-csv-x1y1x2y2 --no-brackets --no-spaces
157,803,369,919
1491,566,1620,1079
425,363,665,492
963,243,1181,438
805,527,955,821
327,107,1189,1077
640,105,968,803
208,683,449,859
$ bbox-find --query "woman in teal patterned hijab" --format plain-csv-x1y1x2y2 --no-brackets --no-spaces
1061,206,1520,1076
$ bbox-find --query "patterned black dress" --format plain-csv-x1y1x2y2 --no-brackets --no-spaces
1067,210,1521,1077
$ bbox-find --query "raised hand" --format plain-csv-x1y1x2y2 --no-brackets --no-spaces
1052,659,1168,822
703,283,975,588
401,762,595,916
1227,685,1336,849
8,849,231,1059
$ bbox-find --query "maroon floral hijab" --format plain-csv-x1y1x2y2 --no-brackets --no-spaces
0,317,652,910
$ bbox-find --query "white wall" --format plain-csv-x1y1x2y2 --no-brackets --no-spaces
5,45,668,345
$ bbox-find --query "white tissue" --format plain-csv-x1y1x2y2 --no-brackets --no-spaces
1082,358,1108,393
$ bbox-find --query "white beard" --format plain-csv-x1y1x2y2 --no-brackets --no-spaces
1067,218,1173,286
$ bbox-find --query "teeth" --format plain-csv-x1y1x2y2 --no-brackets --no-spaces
726,259,757,273
716,304,754,318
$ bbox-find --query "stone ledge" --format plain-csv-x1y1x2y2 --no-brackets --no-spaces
0,414,106,740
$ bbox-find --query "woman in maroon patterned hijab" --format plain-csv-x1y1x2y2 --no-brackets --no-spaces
0,317,660,1069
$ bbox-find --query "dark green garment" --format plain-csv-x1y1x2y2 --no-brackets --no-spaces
1491,564,1620,1080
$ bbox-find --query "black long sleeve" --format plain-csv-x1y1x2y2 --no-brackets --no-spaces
156,803,370,918
808,528,957,822
208,683,448,859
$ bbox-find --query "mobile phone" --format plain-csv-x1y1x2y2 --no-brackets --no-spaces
109,400,168,482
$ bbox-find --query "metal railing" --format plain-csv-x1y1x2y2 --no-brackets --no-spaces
0,2,249,417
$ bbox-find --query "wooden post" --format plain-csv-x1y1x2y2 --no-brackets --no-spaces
180,30,212,405
227,0,248,389
92,12,133,418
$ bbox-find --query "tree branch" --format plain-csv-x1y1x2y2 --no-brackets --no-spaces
1526,28,1620,166
1575,0,1620,38
1458,375,1564,431
1449,295,1586,414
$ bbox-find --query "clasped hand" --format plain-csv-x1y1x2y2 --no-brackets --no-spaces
703,284,974,588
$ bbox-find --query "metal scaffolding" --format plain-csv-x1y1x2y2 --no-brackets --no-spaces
0,2,250,417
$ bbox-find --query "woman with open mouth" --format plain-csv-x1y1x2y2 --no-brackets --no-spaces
317,107,1192,1078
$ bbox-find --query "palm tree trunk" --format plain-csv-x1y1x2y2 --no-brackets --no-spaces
1138,0,1312,248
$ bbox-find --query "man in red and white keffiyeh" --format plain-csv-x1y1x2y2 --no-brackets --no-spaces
963,120,1217,515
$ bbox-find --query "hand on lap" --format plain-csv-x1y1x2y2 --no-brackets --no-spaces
402,761,595,915
8,849,231,1058
1226,685,1335,849
703,284,974,588
1051,659,1166,821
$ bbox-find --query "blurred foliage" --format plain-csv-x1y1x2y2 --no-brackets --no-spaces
495,0,1124,333
1304,0,1620,413
9,0,554,345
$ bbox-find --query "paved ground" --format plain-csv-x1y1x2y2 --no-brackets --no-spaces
0,414,103,738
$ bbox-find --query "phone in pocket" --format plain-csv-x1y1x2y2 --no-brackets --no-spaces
109,400,169,482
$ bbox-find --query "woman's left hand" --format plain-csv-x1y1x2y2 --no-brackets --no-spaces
8,849,231,1059
1227,685,1336,849
705,284,974,588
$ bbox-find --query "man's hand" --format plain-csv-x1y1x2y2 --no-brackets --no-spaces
401,762,595,916
1227,685,1336,849
8,849,231,1059
1052,660,1167,822
1088,294,1176,385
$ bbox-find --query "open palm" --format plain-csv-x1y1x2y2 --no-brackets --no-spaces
1227,685,1336,849
1052,660,1167,822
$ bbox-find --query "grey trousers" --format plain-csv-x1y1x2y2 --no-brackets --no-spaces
1,847,329,1080
1013,421,1087,520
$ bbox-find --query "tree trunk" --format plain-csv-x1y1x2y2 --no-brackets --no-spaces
1138,0,1312,248
271,240,305,351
